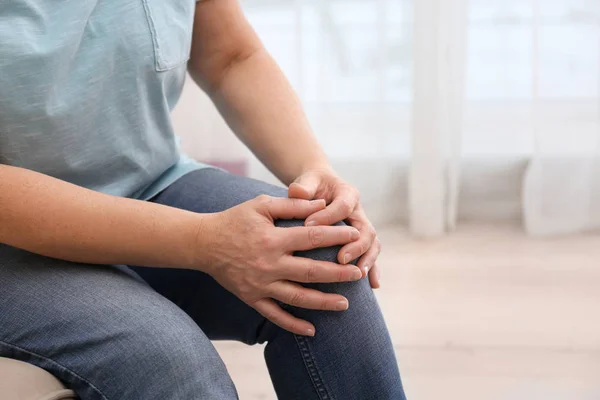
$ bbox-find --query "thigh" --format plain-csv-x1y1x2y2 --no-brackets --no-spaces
0,245,237,400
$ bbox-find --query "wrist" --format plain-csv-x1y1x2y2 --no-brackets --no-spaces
167,211,210,271
180,212,219,272
293,160,335,182
301,162,334,174
301,151,331,171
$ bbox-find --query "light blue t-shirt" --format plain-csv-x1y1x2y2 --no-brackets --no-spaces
0,0,208,199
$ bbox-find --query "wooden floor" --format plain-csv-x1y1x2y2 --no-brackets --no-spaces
213,224,600,400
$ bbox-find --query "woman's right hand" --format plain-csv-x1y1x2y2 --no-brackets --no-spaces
197,195,363,336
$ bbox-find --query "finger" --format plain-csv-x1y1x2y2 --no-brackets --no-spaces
282,225,360,252
253,298,316,336
338,224,377,266
305,187,358,227
368,263,381,289
270,281,349,311
281,256,363,283
288,173,320,200
258,195,326,220
355,237,381,278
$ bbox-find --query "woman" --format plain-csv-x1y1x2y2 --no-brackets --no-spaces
0,0,406,398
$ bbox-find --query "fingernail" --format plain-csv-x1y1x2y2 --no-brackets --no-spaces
306,220,317,227
364,265,370,274
353,269,362,280
306,328,315,337
310,199,323,205
335,300,349,310
335,301,348,311
351,229,360,240
343,254,350,264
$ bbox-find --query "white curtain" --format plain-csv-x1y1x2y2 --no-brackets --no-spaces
171,0,600,237
411,0,600,237
409,0,467,236
523,0,600,235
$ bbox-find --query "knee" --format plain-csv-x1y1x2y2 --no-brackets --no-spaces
274,218,374,308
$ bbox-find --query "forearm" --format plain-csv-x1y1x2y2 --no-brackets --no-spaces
192,49,331,185
0,165,202,269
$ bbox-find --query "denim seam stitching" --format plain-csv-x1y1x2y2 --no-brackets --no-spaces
293,334,332,400
0,339,109,400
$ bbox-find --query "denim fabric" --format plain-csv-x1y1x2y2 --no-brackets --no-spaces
0,169,406,399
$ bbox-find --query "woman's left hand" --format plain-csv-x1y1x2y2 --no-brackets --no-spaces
288,167,381,288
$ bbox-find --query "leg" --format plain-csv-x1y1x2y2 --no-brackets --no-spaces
0,245,238,400
136,169,406,400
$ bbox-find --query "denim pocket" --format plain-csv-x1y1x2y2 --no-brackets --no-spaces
142,0,195,71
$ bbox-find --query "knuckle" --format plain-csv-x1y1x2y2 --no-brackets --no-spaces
368,226,377,237
255,257,271,272
238,283,254,299
340,198,354,214
308,226,325,247
289,291,306,307
306,264,319,282
263,309,278,323
255,194,273,207
347,229,356,241
337,269,346,282
365,252,376,263
259,233,279,250
357,240,368,255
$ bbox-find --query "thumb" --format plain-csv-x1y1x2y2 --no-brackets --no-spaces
288,173,320,200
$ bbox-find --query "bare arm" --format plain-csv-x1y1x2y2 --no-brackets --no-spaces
0,164,201,268
188,0,332,186
0,164,361,335
187,1,384,289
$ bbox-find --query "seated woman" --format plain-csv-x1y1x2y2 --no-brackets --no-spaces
0,0,406,398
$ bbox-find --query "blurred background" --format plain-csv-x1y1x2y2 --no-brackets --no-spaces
173,0,600,399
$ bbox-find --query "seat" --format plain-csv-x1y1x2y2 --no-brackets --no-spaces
0,357,77,400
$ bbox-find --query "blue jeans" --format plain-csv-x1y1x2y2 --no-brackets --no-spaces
0,169,406,400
